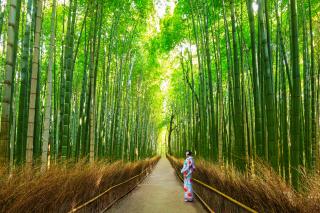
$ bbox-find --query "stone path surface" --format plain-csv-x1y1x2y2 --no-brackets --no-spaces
108,158,206,213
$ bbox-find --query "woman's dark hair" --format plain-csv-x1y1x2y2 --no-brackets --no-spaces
186,150,192,156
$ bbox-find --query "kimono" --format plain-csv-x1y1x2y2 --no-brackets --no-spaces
181,156,195,201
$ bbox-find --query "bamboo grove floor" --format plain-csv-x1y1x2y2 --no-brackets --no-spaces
108,158,205,213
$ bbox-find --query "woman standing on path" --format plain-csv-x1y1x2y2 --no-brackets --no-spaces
181,150,195,202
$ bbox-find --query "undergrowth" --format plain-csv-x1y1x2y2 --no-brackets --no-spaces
0,156,160,213
167,155,320,213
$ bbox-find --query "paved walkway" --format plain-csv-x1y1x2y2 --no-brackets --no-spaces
108,158,206,213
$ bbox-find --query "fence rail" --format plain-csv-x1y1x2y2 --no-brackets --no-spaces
69,166,153,213
169,158,258,213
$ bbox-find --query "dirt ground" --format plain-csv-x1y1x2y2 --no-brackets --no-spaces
108,158,206,213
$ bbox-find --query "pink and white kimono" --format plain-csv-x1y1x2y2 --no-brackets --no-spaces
181,156,195,201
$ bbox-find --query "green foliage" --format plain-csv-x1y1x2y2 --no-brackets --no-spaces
0,0,319,193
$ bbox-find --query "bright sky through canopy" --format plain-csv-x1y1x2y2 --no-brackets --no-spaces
252,1,259,13
154,0,176,19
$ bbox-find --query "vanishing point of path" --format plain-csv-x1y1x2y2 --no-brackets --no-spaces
108,158,206,213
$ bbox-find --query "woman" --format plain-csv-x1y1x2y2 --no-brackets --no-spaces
181,150,195,202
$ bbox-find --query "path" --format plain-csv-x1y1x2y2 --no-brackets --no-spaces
108,158,206,213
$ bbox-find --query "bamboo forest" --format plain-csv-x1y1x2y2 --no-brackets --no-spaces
0,0,320,212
